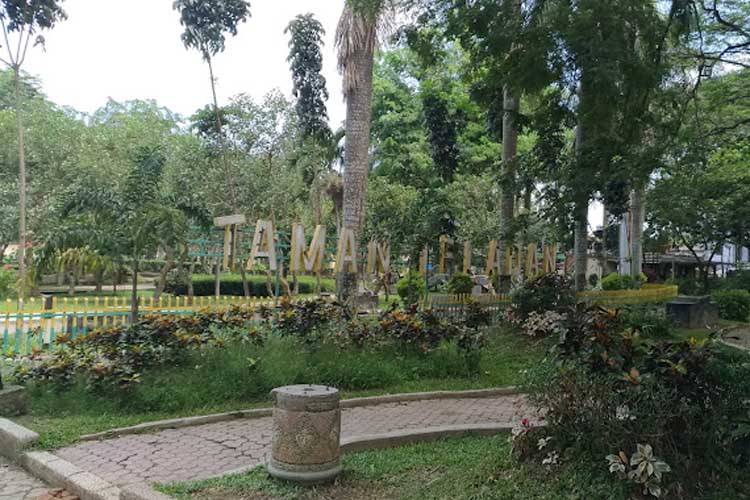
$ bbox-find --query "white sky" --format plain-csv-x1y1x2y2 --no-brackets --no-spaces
20,0,603,230
23,0,347,127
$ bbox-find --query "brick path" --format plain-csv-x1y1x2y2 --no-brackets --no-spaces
54,394,534,487
0,455,50,499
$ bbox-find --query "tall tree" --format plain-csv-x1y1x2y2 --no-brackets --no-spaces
174,0,251,295
286,13,330,143
0,0,67,302
335,0,390,301
173,0,249,209
286,13,332,227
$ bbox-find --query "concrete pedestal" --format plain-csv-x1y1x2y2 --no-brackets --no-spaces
0,385,27,416
267,384,341,485
667,296,719,330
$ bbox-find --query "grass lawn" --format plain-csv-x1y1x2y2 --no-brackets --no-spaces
158,435,750,500
13,325,545,450
158,435,629,500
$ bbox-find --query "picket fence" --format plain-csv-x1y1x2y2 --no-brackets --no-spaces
2,294,276,357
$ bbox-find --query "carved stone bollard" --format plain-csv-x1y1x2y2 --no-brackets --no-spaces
267,385,341,484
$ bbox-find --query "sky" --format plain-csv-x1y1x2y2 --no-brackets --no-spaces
19,0,604,231
23,0,347,126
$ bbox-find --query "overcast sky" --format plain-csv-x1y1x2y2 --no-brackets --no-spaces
23,0,347,126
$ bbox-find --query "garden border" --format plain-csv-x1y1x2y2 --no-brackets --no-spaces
78,387,520,441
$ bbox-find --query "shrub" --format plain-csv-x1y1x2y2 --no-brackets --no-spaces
602,272,625,291
446,273,474,295
0,266,14,298
520,310,567,338
396,271,426,306
619,305,673,338
274,298,349,341
164,273,335,297
602,272,647,291
712,289,750,321
509,273,574,324
725,271,750,292
522,304,750,498
14,306,261,392
588,274,599,288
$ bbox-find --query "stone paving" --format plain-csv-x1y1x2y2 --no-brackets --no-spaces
54,394,534,487
0,455,50,500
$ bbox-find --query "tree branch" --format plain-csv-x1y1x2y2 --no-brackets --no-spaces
0,17,16,65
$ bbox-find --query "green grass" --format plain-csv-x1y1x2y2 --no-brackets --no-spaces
158,435,629,500
14,326,544,450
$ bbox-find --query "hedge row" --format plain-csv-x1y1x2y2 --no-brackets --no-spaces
165,274,335,297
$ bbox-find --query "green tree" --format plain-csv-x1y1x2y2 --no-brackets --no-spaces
174,0,250,212
286,13,333,227
0,0,67,301
648,141,750,291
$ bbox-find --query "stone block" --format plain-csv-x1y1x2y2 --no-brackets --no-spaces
667,296,719,330
0,385,28,416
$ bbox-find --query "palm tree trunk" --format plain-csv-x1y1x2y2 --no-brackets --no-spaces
339,29,375,303
14,66,26,303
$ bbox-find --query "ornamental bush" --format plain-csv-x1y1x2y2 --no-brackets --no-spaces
712,289,750,321
521,304,750,498
602,272,648,291
0,266,15,298
509,273,575,325
446,273,474,295
397,271,426,306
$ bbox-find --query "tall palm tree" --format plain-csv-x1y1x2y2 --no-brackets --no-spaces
335,1,387,301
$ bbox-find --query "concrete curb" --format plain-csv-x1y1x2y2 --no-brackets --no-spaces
79,387,521,441
340,423,515,454
79,408,273,441
23,450,120,500
0,417,39,461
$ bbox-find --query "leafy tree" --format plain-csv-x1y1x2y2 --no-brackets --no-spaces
0,0,67,300
286,13,330,143
174,0,250,212
648,141,750,291
286,13,334,228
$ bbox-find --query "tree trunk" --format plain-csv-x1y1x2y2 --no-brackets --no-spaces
14,67,27,302
630,187,645,285
94,267,104,293
130,259,139,324
338,26,376,303
153,247,174,301
187,261,196,304
574,204,589,292
498,86,520,284
238,262,251,298
573,119,588,292
600,204,609,275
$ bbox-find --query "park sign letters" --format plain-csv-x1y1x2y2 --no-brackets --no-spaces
242,219,558,277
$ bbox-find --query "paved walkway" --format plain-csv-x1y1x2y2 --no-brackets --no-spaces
0,456,49,499
54,394,534,486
